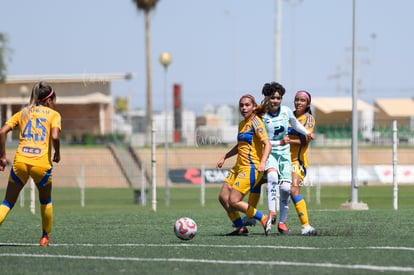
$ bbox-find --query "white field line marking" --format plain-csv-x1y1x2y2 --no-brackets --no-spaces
1,243,414,251
0,253,413,272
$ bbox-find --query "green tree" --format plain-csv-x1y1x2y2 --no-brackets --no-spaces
132,0,160,143
0,33,11,82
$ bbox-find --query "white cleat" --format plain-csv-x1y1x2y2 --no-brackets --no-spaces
262,215,272,236
301,225,317,236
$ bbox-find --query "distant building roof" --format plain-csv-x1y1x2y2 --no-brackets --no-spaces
312,97,375,114
0,92,111,105
1,73,133,105
375,98,414,117
4,73,133,84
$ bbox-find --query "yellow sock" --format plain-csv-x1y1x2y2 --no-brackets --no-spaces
228,211,244,228
228,211,240,222
0,204,11,226
248,192,260,209
293,196,309,227
245,205,256,218
41,203,53,235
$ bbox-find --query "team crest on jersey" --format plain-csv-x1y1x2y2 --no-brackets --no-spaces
257,127,264,133
238,171,246,179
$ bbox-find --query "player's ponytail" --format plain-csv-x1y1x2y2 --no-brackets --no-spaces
255,99,268,117
21,81,54,121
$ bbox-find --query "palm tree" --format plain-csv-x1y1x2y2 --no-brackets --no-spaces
132,0,159,144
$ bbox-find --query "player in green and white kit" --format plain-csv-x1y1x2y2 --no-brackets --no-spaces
261,82,313,234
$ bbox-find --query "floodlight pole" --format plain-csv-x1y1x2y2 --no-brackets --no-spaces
350,0,359,204
341,0,368,210
151,119,157,212
392,120,398,210
274,0,282,82
160,52,172,207
19,85,29,208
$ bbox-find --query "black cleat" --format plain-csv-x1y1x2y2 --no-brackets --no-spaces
242,217,257,227
226,227,249,236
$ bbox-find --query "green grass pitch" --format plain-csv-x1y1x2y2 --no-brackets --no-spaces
0,185,413,274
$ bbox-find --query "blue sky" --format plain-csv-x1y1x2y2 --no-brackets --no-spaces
1,0,413,113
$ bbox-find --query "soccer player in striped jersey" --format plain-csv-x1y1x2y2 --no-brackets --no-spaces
0,81,61,246
217,94,272,236
260,82,313,235
288,90,317,235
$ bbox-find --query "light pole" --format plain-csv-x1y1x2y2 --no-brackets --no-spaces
274,0,282,82
19,85,29,208
340,0,368,210
159,52,172,206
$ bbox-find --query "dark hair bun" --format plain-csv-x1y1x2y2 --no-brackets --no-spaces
262,82,286,97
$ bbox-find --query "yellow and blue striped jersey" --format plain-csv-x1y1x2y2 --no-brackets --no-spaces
236,115,268,168
288,113,315,168
6,106,61,169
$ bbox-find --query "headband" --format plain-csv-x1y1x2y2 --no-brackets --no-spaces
295,90,311,103
37,89,55,102
240,94,256,104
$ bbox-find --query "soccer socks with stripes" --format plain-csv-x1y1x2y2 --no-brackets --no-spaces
292,195,309,227
40,202,53,236
228,211,243,228
0,201,12,226
266,171,278,213
246,204,265,221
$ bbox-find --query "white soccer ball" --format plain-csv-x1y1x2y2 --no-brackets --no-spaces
174,217,197,240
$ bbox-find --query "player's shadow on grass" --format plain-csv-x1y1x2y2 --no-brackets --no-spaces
211,232,322,237
248,232,322,237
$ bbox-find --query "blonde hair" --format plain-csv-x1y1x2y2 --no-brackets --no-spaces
21,81,54,121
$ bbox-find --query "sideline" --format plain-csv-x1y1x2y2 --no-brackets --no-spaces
0,252,413,272
1,242,414,251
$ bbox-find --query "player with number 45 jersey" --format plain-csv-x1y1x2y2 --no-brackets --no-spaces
0,81,61,246
8,94,61,168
